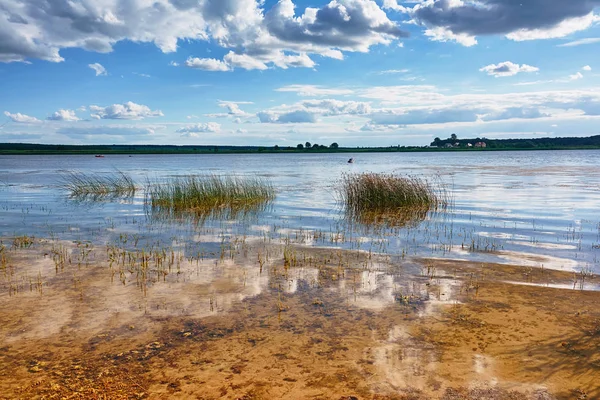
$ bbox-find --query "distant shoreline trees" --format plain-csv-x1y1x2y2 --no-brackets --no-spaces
294,142,340,150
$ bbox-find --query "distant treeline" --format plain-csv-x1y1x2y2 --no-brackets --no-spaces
0,142,411,155
431,134,600,149
1,134,600,155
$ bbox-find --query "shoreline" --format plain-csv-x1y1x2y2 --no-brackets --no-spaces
2,145,600,155
1,237,599,399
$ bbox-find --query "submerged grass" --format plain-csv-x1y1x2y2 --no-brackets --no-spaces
337,173,448,226
60,170,136,200
146,175,275,221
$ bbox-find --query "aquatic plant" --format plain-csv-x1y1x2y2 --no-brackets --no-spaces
60,170,136,200
337,173,448,226
145,175,275,221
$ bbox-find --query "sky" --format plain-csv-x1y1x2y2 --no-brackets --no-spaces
1,0,600,147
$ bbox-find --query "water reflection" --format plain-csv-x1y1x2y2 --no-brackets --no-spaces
0,151,599,272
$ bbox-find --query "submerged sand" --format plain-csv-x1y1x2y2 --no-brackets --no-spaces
0,237,599,399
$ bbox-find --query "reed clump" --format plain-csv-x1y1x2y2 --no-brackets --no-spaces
337,173,447,225
61,170,136,199
146,175,275,220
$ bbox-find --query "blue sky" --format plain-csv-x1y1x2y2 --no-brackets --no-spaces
1,0,600,147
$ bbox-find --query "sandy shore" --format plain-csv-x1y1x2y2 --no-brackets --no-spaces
1,238,599,399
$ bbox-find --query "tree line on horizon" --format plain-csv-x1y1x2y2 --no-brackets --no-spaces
430,134,600,149
294,142,339,150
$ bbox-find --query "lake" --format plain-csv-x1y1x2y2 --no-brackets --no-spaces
2,150,600,398
1,150,599,273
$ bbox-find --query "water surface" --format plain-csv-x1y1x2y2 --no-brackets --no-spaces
1,150,599,272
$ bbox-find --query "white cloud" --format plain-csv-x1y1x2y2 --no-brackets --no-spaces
569,72,584,81
378,69,409,75
47,109,80,121
185,51,314,72
89,102,163,120
582,65,592,71
412,1,600,46
558,38,600,47
3,111,41,123
258,99,371,123
219,101,251,116
0,1,208,63
185,57,231,71
177,122,221,136
275,85,354,97
206,101,253,118
480,107,550,122
263,83,600,128
382,0,411,13
0,0,406,71
424,27,477,47
88,63,107,76
57,125,156,138
258,110,317,124
506,14,599,42
480,62,539,77
224,52,268,71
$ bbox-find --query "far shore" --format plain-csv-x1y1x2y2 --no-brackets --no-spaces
2,143,600,155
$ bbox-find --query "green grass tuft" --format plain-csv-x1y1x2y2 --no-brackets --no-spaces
60,170,136,200
337,173,447,225
146,175,275,221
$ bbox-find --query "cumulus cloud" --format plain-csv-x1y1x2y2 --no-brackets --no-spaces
1,0,406,70
0,1,207,63
569,72,584,81
301,99,371,116
3,111,41,123
185,57,231,71
424,27,477,47
47,109,80,121
258,98,370,123
88,63,107,76
205,101,253,118
89,102,163,120
381,0,411,13
177,122,221,136
480,62,539,77
582,65,592,71
410,0,600,46
264,0,407,49
258,110,317,123
358,122,395,132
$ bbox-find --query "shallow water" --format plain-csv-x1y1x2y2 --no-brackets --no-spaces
2,151,600,398
1,150,599,272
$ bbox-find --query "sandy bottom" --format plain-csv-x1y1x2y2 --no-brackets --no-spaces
1,238,599,399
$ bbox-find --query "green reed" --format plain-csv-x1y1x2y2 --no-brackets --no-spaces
146,175,275,220
60,170,136,199
337,173,447,225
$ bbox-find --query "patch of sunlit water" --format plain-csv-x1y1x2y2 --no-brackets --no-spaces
507,240,577,250
496,250,579,271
